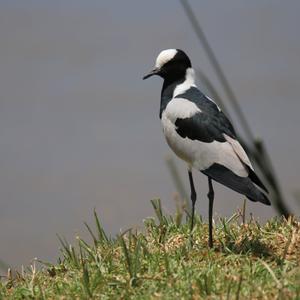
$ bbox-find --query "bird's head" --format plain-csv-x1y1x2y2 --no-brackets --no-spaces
143,49,192,81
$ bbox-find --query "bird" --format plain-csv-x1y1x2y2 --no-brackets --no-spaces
143,49,270,248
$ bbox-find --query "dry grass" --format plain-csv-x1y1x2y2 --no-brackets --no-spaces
1,202,299,299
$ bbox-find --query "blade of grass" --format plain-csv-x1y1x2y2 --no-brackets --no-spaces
119,235,133,279
94,209,108,244
150,198,165,226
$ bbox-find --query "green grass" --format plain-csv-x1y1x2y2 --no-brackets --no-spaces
1,199,300,299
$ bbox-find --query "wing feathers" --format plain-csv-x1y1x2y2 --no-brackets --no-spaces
223,134,269,193
246,166,269,193
163,89,270,204
223,134,253,169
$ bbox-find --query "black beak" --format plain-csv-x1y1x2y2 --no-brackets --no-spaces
143,68,160,80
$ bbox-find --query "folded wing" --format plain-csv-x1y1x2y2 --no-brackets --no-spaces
174,105,269,204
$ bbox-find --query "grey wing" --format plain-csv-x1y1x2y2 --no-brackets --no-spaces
175,110,269,195
174,111,235,143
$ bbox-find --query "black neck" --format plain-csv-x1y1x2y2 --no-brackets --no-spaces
159,77,185,118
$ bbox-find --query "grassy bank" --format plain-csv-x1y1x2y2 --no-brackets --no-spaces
1,199,299,299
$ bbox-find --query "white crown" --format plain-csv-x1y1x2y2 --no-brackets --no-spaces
155,49,177,69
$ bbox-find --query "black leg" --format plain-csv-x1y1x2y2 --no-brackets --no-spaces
207,177,214,248
188,170,197,232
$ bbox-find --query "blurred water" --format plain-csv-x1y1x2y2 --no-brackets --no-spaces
0,0,299,268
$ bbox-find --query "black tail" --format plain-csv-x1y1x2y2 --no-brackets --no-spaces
201,163,271,206
246,166,269,193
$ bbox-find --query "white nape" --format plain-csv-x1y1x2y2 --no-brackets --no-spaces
173,68,196,97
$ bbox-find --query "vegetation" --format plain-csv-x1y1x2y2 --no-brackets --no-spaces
1,199,299,299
